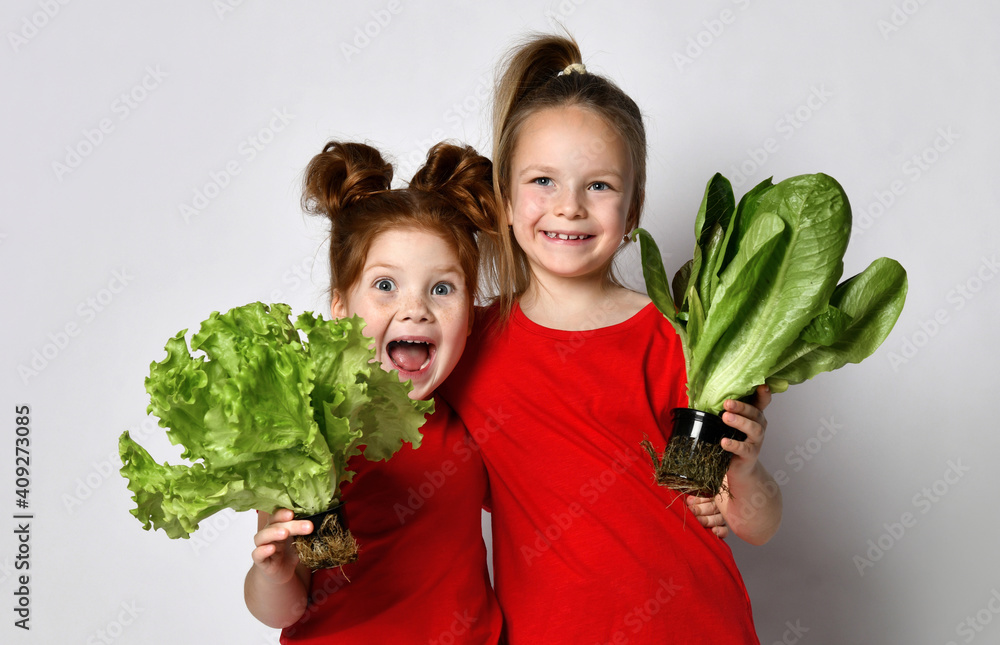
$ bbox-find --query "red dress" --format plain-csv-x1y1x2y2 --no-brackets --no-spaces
280,401,504,644
440,302,759,644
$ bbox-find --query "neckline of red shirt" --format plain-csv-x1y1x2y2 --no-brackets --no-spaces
510,299,659,340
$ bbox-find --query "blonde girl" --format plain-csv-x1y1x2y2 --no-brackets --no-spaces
441,35,780,644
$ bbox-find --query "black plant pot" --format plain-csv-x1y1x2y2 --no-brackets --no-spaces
643,408,747,497
296,503,349,535
293,503,358,569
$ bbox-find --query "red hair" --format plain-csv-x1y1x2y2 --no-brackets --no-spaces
302,141,498,304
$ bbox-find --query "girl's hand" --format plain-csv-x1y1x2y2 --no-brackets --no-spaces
720,384,771,477
251,508,314,585
686,495,729,539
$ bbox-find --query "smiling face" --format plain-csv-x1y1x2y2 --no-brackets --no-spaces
507,104,634,288
331,227,471,401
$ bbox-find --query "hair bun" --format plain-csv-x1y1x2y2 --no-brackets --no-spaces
302,141,393,218
410,142,495,233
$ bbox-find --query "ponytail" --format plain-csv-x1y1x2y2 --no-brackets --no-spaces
489,33,648,320
492,34,583,177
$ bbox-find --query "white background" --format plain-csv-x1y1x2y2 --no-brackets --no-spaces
2,1,998,643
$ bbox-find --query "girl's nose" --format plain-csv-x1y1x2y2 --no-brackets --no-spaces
399,292,433,323
555,186,585,219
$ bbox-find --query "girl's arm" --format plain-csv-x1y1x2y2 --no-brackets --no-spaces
244,508,314,628
715,385,783,545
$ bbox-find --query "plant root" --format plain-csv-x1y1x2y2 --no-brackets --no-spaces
293,513,359,570
642,437,733,499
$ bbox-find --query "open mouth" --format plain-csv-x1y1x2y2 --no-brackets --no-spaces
544,231,593,241
386,338,435,374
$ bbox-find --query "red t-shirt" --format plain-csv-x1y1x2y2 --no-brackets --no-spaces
280,401,504,644
440,302,758,644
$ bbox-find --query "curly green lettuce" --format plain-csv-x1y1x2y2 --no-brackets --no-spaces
119,302,432,539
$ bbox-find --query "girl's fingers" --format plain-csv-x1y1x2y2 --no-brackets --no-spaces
724,398,764,424
271,508,295,522
685,496,714,514
686,496,726,529
254,525,289,548
253,520,313,547
722,411,762,444
752,384,772,412
696,512,726,528
251,543,276,565
722,436,749,457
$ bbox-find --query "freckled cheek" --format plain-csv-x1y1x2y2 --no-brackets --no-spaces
357,300,396,351
433,304,470,343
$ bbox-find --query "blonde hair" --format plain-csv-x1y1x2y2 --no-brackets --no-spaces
489,33,647,319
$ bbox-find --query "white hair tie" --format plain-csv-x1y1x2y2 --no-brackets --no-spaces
560,62,586,76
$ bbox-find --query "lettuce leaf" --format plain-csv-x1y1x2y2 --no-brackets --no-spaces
119,302,432,539
635,173,907,414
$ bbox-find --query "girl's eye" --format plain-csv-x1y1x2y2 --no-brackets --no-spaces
589,181,611,191
533,177,554,187
432,283,453,296
375,279,396,292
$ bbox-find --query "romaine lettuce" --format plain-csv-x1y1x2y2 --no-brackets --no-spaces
635,173,908,414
